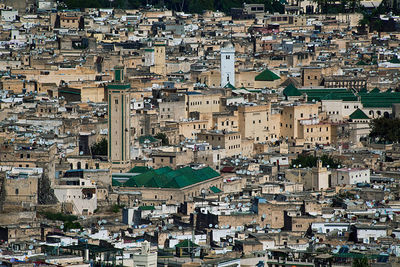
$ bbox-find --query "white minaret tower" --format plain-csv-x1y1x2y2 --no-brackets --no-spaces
220,41,235,87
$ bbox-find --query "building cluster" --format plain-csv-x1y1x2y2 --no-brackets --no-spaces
2,0,400,266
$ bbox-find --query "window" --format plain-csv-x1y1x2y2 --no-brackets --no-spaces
15,189,19,195
115,99,118,105
226,55,230,59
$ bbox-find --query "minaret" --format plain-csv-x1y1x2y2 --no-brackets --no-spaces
220,41,235,87
153,41,166,76
108,66,131,172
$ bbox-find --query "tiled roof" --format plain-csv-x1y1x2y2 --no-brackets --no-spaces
224,82,236,90
113,166,220,189
349,109,369,120
255,69,280,81
283,84,302,97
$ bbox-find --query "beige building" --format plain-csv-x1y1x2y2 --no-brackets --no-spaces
280,103,328,145
285,160,330,191
238,104,270,142
186,92,223,116
151,42,166,76
107,82,131,172
197,130,242,158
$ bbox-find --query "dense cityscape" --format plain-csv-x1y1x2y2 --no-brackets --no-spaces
1,0,400,266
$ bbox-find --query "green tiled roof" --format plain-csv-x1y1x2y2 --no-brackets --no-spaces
356,60,368,65
139,205,155,211
128,166,152,174
107,84,130,90
175,239,199,248
139,135,159,144
389,57,400,64
112,179,122,186
283,84,302,97
360,92,400,107
299,88,358,102
224,82,236,90
210,186,222,193
370,87,380,93
255,69,280,81
350,109,369,120
113,166,220,189
294,86,400,109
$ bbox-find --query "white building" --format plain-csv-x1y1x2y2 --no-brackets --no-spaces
311,222,350,234
133,241,157,267
353,225,388,244
220,42,235,87
54,178,97,215
1,10,18,22
331,168,370,186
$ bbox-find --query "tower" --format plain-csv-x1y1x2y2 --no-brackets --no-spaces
108,66,131,172
153,41,166,76
220,41,235,87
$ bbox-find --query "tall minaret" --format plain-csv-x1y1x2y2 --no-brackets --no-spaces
220,41,235,87
108,66,131,172
153,41,166,76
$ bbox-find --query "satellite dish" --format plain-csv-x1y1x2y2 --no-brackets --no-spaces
209,224,213,228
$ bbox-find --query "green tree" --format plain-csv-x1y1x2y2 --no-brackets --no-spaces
155,132,169,145
369,117,400,143
91,138,108,156
352,257,370,267
291,154,342,168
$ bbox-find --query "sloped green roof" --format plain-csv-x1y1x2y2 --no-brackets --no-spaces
139,135,159,144
139,205,155,211
128,166,152,174
349,109,369,120
386,88,393,93
370,87,380,93
112,179,122,186
283,84,302,97
356,60,368,65
359,88,368,94
113,166,220,189
293,87,400,109
389,57,400,64
255,69,280,81
107,84,130,90
210,186,222,193
224,82,236,90
175,239,199,248
299,88,358,102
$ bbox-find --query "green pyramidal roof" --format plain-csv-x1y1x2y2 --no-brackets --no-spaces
255,69,280,81
390,57,400,64
283,83,302,97
113,166,220,189
350,109,370,120
224,82,236,90
175,239,199,248
370,87,380,94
